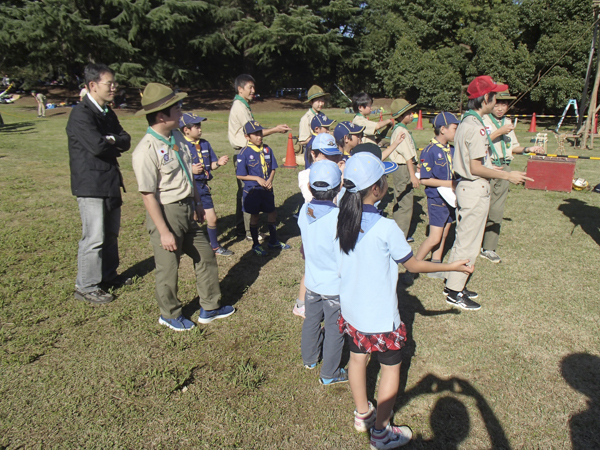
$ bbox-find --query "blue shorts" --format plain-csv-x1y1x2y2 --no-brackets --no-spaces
242,188,275,214
195,183,214,210
427,197,455,228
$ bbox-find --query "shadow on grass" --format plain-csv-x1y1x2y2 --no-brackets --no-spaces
0,121,36,134
397,374,511,449
558,198,600,247
562,353,600,449
120,256,155,282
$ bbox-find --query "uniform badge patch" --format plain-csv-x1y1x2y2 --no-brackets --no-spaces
480,129,486,136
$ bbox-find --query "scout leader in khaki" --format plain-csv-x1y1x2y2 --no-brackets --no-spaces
444,76,533,311
132,83,235,331
387,98,419,241
298,85,330,148
480,90,544,264
227,74,291,240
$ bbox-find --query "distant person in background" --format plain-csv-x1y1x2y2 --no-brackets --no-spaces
79,85,88,102
351,93,393,145
32,90,46,118
66,63,132,304
227,74,291,241
298,85,330,154
2,75,10,87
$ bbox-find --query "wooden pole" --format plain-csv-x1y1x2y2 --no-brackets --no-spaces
581,2,600,148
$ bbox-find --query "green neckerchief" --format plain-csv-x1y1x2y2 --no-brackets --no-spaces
309,107,317,115
392,122,415,143
488,115,508,160
463,109,502,167
355,112,367,119
234,94,253,115
431,138,453,174
146,127,194,190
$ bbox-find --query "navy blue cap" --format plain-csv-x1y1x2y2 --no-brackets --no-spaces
179,112,207,128
309,160,342,191
433,112,460,128
333,121,365,142
244,120,265,135
312,133,342,156
311,113,336,130
351,143,398,175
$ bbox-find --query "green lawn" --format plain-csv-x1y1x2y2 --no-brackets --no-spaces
1,102,599,449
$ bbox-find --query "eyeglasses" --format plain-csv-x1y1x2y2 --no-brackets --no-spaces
97,81,118,89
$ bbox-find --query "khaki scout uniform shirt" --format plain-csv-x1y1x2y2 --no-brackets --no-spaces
228,99,253,149
132,129,194,205
452,114,494,181
388,124,417,165
483,115,519,162
352,114,378,144
298,108,317,143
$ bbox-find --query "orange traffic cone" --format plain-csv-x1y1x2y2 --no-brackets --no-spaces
528,112,537,132
416,110,424,130
283,133,297,168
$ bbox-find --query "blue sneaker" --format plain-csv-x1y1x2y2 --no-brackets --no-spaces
197,305,235,324
158,315,195,331
268,241,291,250
319,368,349,386
304,362,317,370
252,244,268,256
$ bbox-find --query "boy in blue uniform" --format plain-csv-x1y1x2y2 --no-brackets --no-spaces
299,160,347,385
304,113,336,168
415,112,460,277
236,120,291,256
180,113,233,256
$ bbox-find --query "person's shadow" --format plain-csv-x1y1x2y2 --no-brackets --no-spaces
558,198,600,247
561,353,600,449
0,121,36,134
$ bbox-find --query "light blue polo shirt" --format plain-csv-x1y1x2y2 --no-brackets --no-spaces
298,199,341,296
339,205,413,334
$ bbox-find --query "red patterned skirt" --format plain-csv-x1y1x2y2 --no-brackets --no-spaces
338,314,406,353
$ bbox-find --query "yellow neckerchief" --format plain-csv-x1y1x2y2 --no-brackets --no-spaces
431,137,453,174
184,135,202,164
247,143,268,178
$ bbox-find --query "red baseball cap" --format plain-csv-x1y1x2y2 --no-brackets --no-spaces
467,76,509,99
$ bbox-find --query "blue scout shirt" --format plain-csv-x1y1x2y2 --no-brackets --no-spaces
298,199,341,296
183,138,218,183
236,143,278,189
419,139,455,200
339,205,413,334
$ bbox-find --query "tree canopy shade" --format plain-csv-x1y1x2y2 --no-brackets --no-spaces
0,0,596,110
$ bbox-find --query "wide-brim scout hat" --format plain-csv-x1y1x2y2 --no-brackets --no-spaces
303,85,330,104
179,112,207,128
351,143,398,175
390,98,417,119
135,83,188,116
496,89,517,101
467,76,508,99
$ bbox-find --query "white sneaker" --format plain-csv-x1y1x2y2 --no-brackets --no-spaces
292,303,305,318
370,423,412,449
354,401,377,432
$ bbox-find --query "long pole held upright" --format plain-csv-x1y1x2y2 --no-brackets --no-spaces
581,1,600,148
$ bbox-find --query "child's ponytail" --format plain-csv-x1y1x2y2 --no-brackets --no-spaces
337,175,387,254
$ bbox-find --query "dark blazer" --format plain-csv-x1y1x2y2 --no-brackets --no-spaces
66,95,131,198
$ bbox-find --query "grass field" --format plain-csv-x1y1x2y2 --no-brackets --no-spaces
1,100,599,450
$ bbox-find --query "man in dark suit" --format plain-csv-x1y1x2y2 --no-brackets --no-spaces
66,63,131,304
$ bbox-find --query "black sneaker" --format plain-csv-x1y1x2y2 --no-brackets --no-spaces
74,289,114,304
446,290,481,310
443,287,478,299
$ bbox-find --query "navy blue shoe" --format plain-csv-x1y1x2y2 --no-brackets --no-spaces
158,315,196,331
197,305,235,324
268,241,291,250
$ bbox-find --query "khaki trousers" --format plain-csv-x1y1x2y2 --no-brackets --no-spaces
391,164,413,237
446,179,490,292
147,199,221,319
482,165,511,252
